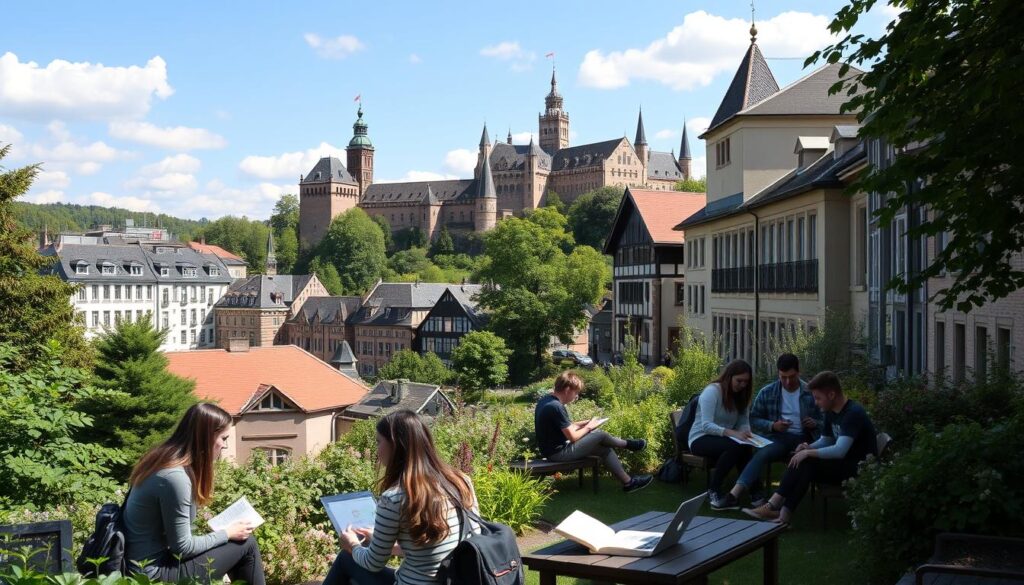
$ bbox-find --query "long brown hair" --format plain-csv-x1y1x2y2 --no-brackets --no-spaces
715,359,753,413
376,410,474,546
129,403,232,506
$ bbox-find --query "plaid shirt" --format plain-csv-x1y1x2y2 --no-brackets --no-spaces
749,379,824,440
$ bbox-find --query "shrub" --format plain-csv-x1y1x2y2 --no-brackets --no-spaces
574,368,613,404
848,414,1024,583
470,469,552,535
603,395,674,473
650,366,675,391
606,337,654,407
869,377,962,447
667,330,721,407
0,500,104,560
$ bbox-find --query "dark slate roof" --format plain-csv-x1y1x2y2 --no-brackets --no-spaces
635,109,648,145
489,142,551,172
648,151,685,181
479,124,489,147
349,282,484,326
478,151,496,199
740,63,864,119
216,274,315,309
146,245,235,284
301,157,357,185
49,242,234,285
551,138,625,171
705,42,780,136
362,179,476,205
290,296,362,325
680,121,692,159
330,340,360,380
344,380,453,418
674,193,745,230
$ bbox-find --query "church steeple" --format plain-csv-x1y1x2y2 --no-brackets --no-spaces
476,123,493,179
539,66,570,153
679,118,693,180
634,107,649,165
346,104,374,195
475,151,497,232
507,128,513,144
265,230,277,276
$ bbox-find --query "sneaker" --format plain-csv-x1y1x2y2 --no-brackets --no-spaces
709,492,740,511
623,474,653,493
749,491,769,508
625,439,647,452
742,502,781,521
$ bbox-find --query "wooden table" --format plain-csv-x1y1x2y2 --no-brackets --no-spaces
523,512,786,585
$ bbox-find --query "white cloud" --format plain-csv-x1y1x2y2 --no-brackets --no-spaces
28,139,129,166
109,121,226,150
480,41,536,71
47,120,71,142
376,170,460,183
35,170,70,189
239,142,347,181
76,162,102,176
126,172,198,193
139,154,201,176
578,11,835,91
688,117,712,135
655,129,676,140
0,52,172,120
409,54,422,64
89,191,159,212
511,132,538,144
443,149,477,176
26,189,64,204
175,180,293,218
304,33,365,60
690,156,708,179
0,123,24,144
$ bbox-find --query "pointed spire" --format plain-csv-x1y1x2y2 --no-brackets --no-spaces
479,123,490,147
705,33,779,134
478,152,496,200
634,107,648,146
680,118,692,159
265,230,278,275
551,66,558,92
507,128,513,144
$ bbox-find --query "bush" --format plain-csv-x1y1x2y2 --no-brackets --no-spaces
667,330,721,407
848,414,1024,583
603,395,674,473
759,310,875,390
606,337,654,407
470,469,552,535
574,368,613,404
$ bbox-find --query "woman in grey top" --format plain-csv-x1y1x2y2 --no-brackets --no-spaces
324,410,478,585
123,403,265,585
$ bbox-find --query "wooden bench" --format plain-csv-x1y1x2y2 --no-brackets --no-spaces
509,456,601,493
669,407,714,489
895,533,1024,584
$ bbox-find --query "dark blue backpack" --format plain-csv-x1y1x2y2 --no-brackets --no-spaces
76,492,130,576
436,500,524,585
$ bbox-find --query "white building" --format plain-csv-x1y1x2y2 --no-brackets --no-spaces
46,236,235,351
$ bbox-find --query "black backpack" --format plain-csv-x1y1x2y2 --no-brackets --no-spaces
76,491,130,576
436,503,524,585
675,393,701,451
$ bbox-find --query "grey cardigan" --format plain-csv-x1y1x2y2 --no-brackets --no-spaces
687,383,751,448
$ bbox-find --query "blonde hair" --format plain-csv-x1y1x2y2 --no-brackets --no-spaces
554,371,584,394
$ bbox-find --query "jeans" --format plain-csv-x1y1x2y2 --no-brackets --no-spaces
148,536,265,585
323,550,396,585
689,435,753,494
735,432,805,490
549,430,628,480
775,458,858,512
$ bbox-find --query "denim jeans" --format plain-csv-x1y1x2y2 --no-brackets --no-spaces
735,432,805,490
323,550,396,585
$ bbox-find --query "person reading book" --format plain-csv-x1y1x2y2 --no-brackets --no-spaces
123,403,266,585
743,371,877,526
723,354,824,508
324,410,479,585
534,371,652,493
688,359,755,510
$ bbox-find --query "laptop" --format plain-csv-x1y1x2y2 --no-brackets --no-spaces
613,491,708,556
321,491,377,534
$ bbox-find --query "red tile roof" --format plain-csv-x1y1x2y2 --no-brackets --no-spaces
165,346,369,415
187,242,245,263
628,189,707,243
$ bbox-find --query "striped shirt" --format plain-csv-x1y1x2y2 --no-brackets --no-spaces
352,480,479,585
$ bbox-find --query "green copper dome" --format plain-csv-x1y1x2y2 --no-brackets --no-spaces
349,105,373,148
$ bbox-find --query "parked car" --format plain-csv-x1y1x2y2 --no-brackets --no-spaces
552,349,595,368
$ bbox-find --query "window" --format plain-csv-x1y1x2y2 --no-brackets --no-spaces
255,393,289,411
103,311,110,326
146,286,152,300
103,285,111,300
181,311,187,325
715,137,731,167
180,331,187,345
130,265,143,276
101,264,115,275
160,266,170,277
997,328,1012,370
92,311,99,327
190,330,196,344
808,214,818,259
200,330,206,344
77,287,87,301
209,266,220,277
257,447,290,466
935,321,946,374
975,326,989,381
75,263,89,275
954,323,966,383
114,285,121,300
137,310,144,322
855,206,867,286
162,312,169,329
183,267,197,278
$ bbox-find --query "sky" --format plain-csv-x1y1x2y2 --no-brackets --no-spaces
1,1,900,221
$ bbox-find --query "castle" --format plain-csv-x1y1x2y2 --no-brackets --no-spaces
298,69,694,250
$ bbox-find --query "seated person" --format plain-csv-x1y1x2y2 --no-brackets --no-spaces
743,371,878,525
721,353,824,508
534,371,652,493
688,359,756,510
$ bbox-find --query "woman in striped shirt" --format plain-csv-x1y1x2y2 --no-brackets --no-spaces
324,410,478,585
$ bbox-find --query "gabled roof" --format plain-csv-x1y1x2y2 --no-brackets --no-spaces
216,274,316,309
362,179,476,205
165,345,369,415
648,151,685,181
289,296,362,325
187,242,246,264
603,188,707,253
301,157,357,185
349,282,484,326
704,42,779,137
489,142,551,172
738,63,864,119
551,138,626,171
343,380,454,419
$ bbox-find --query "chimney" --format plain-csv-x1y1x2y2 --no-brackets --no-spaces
390,378,409,404
227,338,250,353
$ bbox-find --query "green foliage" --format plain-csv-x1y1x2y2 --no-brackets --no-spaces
574,368,614,404
673,177,707,192
451,331,511,401
274,226,298,274
848,413,1024,583
387,247,432,275
430,226,455,257
0,146,93,369
603,395,675,474
607,337,654,407
666,328,721,407
376,349,453,386
315,208,387,294
195,216,271,274
542,190,565,214
812,0,1024,310
651,366,675,391
371,215,396,254
12,201,205,242
269,194,298,233
307,257,342,295
566,186,623,250
393,226,426,251
0,562,166,585
761,310,870,382
470,469,551,535
0,500,102,560
0,342,125,509
80,318,197,480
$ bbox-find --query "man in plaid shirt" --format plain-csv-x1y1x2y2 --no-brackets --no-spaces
720,353,824,508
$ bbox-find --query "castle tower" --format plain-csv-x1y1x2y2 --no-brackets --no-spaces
679,118,693,180
634,107,649,165
475,151,497,232
265,230,277,276
538,67,570,153
523,136,547,212
346,105,374,195
507,128,513,145
475,123,492,179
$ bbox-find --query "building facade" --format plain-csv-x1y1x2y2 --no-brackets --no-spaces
281,296,362,362
214,274,328,348
413,287,485,364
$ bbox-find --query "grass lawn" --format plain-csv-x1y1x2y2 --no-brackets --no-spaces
522,474,868,585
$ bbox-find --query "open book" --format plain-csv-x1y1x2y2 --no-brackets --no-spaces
208,496,265,532
590,417,610,429
729,433,773,448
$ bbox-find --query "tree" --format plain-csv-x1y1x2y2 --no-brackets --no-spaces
813,0,1024,310
388,247,433,275
475,216,607,382
543,190,566,214
0,144,93,369
376,349,453,386
451,331,511,401
270,194,299,233
316,208,387,294
674,177,707,192
276,225,299,273
308,257,343,295
430,225,455,257
0,341,125,507
566,186,623,250
197,216,270,273
526,206,575,251
371,215,396,254
80,317,197,479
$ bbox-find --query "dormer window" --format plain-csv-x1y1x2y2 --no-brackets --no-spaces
208,266,220,277
100,263,116,275
253,392,293,411
183,267,197,278
74,263,89,275
160,266,170,277
130,265,143,276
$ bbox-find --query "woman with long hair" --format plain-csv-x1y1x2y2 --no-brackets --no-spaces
687,359,755,511
123,403,265,585
324,409,477,585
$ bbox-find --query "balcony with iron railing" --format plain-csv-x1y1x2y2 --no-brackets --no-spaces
711,259,819,294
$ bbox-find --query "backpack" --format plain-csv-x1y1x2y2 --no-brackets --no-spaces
655,458,683,483
436,502,524,585
76,491,130,576
675,394,701,451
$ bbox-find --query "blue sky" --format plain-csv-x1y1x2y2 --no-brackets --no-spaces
1,1,899,220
